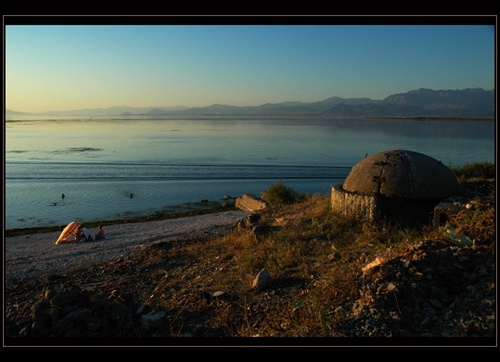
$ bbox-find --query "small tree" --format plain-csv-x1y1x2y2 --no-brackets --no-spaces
266,181,296,207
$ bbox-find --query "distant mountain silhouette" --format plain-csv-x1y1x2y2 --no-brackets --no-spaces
322,88,494,117
6,88,494,118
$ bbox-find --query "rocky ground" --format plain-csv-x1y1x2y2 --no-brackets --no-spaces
3,179,496,348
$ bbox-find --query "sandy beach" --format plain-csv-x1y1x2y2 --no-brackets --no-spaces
4,210,250,284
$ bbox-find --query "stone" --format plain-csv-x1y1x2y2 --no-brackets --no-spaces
141,310,167,332
252,268,271,290
235,194,267,212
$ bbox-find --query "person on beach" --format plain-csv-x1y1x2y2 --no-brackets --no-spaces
74,226,84,241
82,227,93,241
75,226,93,242
95,225,106,240
61,193,65,199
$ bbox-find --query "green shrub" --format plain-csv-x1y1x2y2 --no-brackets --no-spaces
266,181,296,207
449,161,495,179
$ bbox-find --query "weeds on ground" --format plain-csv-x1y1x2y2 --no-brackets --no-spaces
155,191,431,336
10,165,492,338
155,167,494,337
449,161,495,181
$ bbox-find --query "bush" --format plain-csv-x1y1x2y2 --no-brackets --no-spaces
449,161,495,180
266,181,296,207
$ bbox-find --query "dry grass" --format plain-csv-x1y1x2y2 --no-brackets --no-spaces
123,191,471,337
5,170,494,339
138,176,494,337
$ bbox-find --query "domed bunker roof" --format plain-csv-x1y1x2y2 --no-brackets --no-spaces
343,150,460,199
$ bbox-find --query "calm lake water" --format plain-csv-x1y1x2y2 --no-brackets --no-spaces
5,116,495,230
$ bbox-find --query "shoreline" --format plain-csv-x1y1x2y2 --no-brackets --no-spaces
4,202,238,238
5,209,251,284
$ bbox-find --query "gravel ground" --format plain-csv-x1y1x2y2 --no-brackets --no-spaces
4,210,250,284
3,181,496,344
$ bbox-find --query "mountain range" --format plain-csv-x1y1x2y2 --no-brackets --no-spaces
6,88,495,118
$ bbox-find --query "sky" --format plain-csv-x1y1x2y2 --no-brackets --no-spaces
4,18,496,113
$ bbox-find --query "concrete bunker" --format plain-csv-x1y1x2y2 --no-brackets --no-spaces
331,149,460,228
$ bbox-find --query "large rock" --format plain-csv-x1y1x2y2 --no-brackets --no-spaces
235,194,267,212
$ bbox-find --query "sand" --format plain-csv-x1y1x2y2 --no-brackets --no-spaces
4,210,250,284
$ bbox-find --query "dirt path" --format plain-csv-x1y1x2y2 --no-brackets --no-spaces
4,210,250,283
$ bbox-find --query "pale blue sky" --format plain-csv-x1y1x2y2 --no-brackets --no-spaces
5,23,495,113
